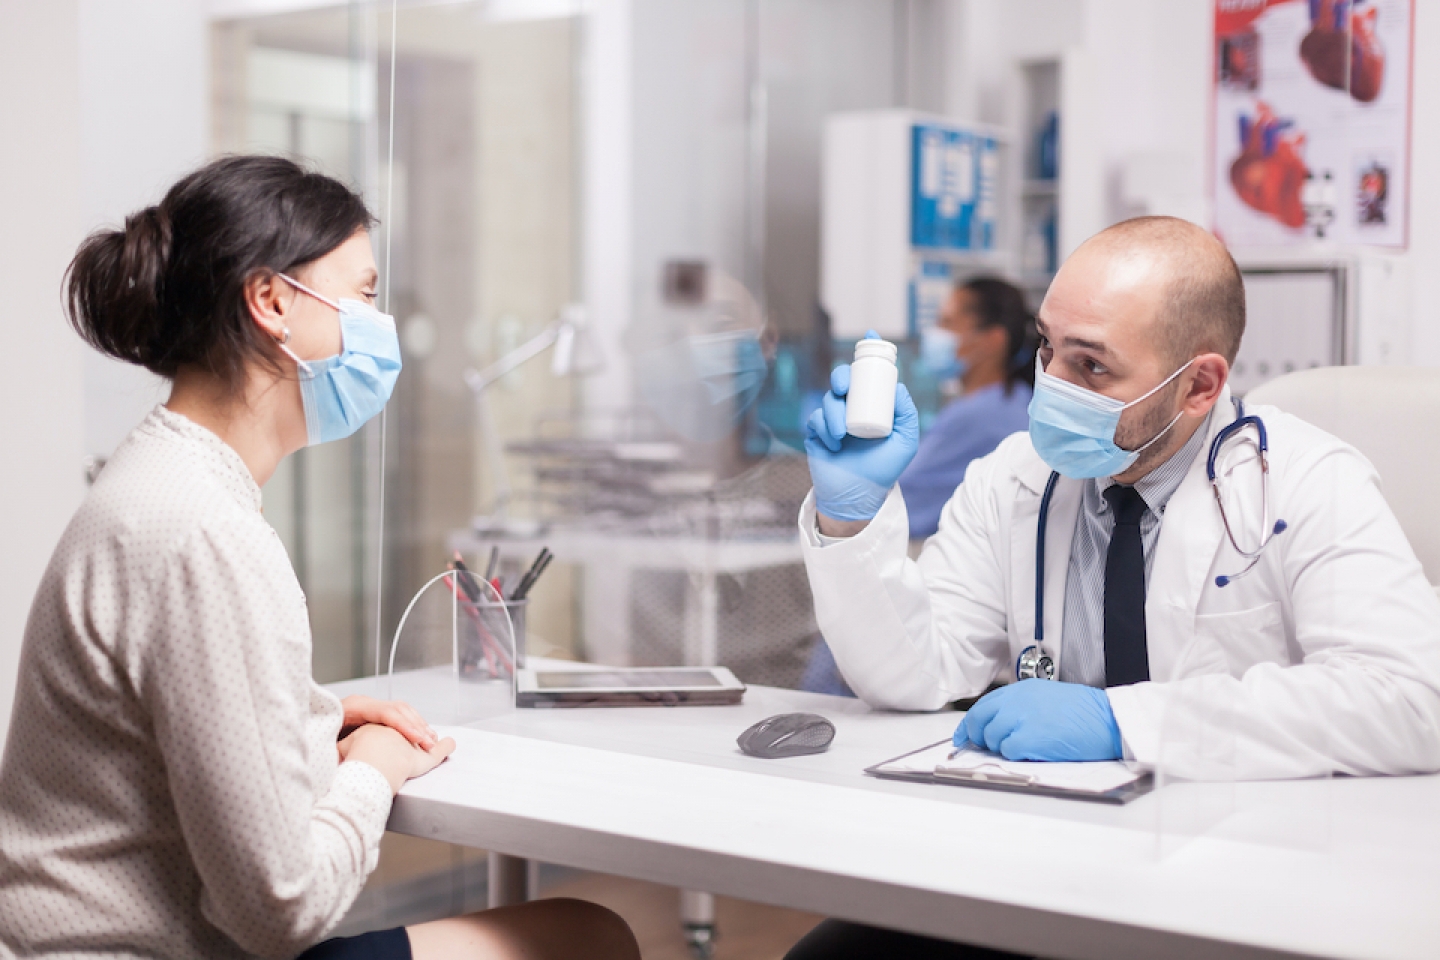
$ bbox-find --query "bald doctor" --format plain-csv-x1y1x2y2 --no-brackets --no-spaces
799,217,1440,780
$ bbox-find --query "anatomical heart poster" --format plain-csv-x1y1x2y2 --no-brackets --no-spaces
1213,0,1412,248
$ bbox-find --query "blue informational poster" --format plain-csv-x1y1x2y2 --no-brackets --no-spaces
910,123,998,251
909,260,954,338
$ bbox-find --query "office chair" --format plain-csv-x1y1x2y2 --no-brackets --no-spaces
1246,366,1440,590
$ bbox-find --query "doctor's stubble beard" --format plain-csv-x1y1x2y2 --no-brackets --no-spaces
1113,378,1187,480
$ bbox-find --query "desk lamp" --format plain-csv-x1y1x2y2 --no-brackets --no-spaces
464,304,603,535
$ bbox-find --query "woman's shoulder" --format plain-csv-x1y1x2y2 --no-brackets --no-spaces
62,407,270,565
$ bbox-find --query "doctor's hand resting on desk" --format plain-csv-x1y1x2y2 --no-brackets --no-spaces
953,680,1121,762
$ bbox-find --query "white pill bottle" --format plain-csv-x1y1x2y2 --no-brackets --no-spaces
845,338,899,439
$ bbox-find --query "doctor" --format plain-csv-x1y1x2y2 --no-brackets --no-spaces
785,216,1440,959
799,216,1440,777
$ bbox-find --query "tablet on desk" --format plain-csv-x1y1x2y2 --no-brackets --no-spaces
515,666,746,707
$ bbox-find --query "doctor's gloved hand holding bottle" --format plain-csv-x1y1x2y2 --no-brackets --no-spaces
805,331,920,529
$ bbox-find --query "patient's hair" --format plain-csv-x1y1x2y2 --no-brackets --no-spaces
1089,216,1247,365
65,155,374,392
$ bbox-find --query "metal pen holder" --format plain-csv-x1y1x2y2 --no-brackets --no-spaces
456,596,526,682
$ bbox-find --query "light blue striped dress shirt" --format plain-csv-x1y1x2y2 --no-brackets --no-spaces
1059,411,1213,688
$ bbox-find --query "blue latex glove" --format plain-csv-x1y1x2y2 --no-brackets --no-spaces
804,333,921,522
954,679,1123,762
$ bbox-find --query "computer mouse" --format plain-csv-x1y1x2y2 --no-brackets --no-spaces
737,713,835,759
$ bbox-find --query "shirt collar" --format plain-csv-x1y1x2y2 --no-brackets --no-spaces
1096,407,1213,517
145,405,264,513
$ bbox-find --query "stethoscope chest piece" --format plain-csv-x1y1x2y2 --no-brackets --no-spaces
1018,470,1064,682
1016,644,1056,681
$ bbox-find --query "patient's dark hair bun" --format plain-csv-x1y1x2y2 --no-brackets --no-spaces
66,206,172,371
64,155,374,391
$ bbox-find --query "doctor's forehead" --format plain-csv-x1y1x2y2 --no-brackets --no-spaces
1039,253,1166,349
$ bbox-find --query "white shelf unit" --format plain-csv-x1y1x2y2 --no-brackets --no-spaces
1016,59,1060,302
820,109,1010,341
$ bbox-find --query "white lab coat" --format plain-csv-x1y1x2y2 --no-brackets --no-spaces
800,386,1440,779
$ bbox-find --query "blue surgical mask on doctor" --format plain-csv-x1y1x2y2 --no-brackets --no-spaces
1027,356,1194,479
275,274,403,445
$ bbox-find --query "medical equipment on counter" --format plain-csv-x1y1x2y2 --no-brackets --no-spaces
1016,400,1289,681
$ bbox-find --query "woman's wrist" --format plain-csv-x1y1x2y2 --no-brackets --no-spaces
339,722,456,795
340,725,410,793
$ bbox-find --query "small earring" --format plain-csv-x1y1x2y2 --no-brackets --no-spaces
274,328,313,375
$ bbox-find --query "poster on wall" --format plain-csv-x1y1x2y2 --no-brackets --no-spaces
1212,0,1412,248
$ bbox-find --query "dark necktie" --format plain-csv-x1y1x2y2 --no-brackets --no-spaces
1103,484,1150,686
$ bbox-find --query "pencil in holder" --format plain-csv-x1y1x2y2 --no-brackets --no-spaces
456,596,526,681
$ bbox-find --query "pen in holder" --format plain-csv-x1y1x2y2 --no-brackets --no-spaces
458,596,527,681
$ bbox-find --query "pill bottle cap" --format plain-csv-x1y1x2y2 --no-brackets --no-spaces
853,338,898,364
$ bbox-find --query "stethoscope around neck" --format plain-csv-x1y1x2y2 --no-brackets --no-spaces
1015,399,1288,682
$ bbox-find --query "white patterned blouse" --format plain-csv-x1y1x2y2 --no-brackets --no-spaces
0,406,392,959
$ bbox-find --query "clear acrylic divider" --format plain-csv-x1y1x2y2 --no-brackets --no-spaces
1154,662,1334,859
384,568,518,726
1153,661,1239,860
1154,422,1332,858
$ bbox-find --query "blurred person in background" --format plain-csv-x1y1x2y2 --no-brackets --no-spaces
899,278,1037,541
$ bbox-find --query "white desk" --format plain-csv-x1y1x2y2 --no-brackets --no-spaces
329,668,1440,960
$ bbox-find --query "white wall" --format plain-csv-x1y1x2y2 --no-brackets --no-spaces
0,0,209,748
0,0,86,747
78,0,209,459
1403,0,1440,364
580,0,634,416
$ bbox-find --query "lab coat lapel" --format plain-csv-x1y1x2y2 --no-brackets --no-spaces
1146,389,1233,681
1009,450,1082,669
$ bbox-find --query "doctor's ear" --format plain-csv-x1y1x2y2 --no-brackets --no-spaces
243,271,295,342
1182,353,1229,415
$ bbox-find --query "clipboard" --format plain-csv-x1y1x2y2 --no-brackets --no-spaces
866,739,1154,805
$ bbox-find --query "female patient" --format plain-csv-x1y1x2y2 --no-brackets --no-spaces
0,156,639,960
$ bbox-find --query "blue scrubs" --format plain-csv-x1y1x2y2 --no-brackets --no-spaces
898,381,1032,540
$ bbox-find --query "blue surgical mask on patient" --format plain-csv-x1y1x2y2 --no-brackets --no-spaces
920,326,967,381
1027,357,1193,479
276,274,403,446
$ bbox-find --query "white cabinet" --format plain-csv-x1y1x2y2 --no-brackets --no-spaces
820,109,1007,340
